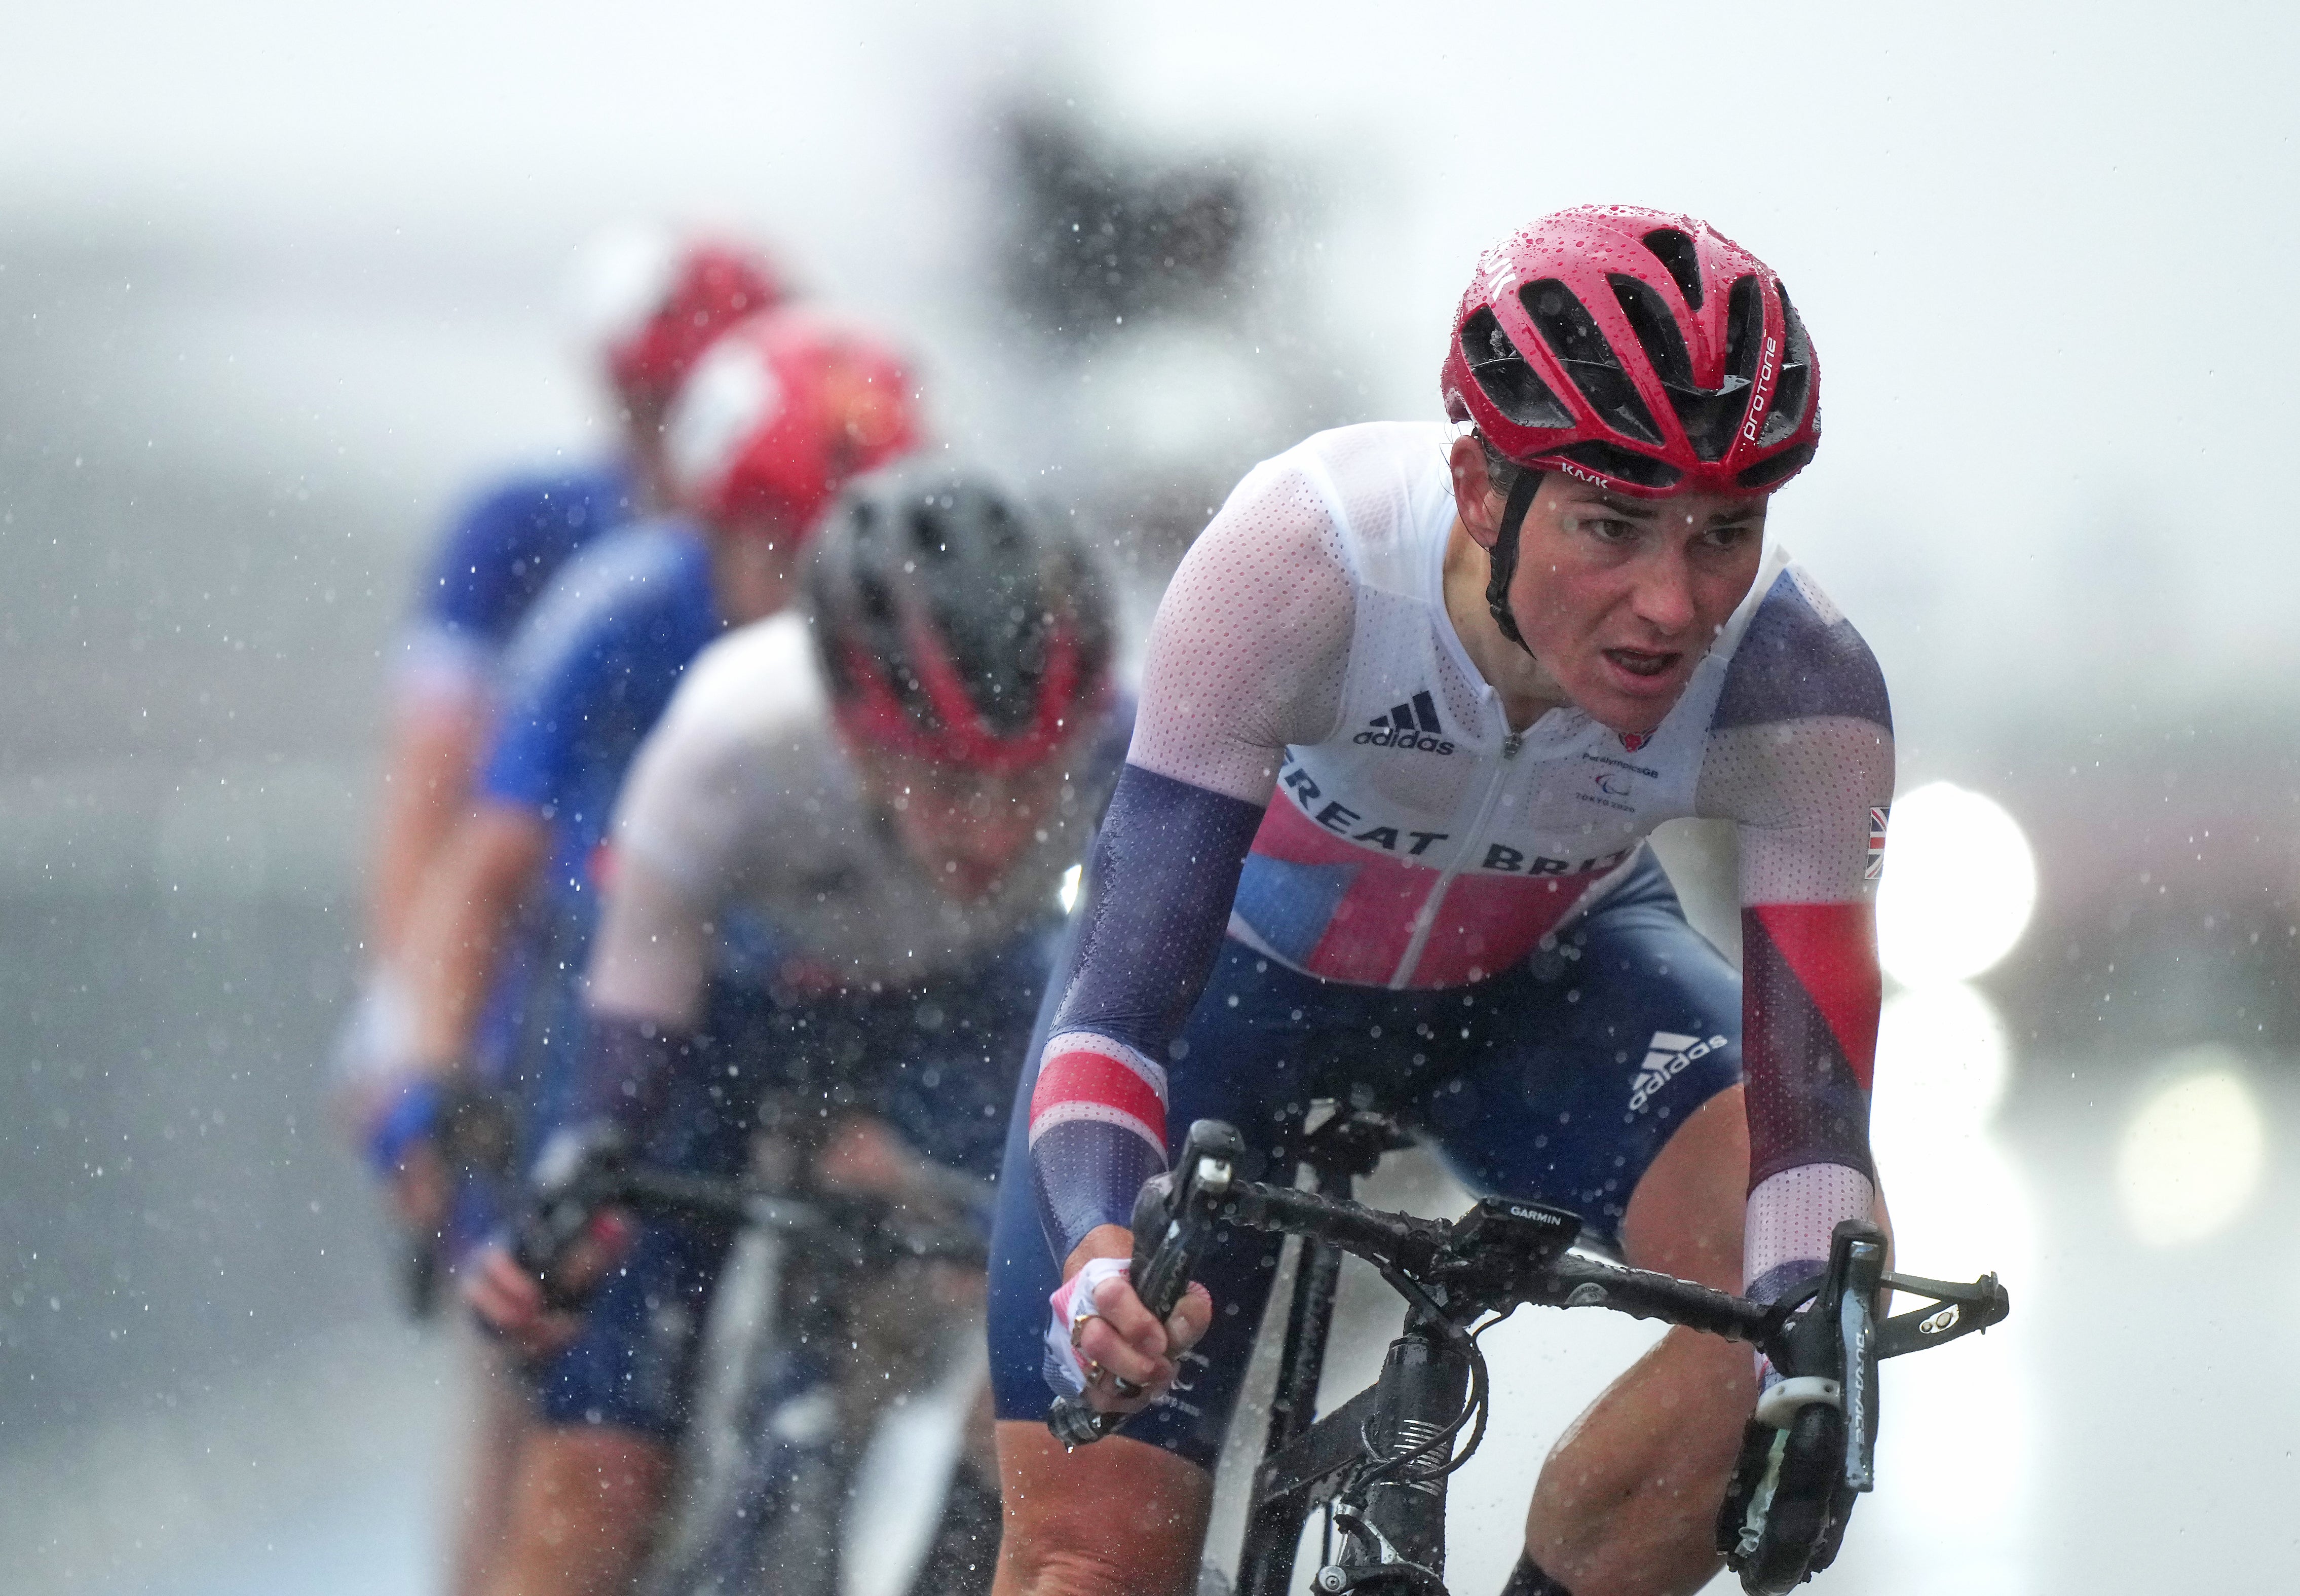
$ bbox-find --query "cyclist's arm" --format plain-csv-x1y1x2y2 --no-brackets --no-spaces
399,564,621,1070
575,705,758,1126
367,685,491,960
1694,565,1894,1308
367,483,541,959
1028,461,1355,1273
585,853,712,1030
404,801,549,1066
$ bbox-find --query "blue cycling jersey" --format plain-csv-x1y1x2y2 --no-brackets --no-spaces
474,520,724,1150
480,520,724,920
400,458,639,691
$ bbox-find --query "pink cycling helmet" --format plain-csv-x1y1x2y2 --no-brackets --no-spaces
662,307,921,538
594,236,789,414
1440,205,1819,497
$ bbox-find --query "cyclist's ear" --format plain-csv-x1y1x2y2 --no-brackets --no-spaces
1449,435,1509,552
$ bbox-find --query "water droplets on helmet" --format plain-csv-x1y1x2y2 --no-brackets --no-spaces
1438,204,1823,497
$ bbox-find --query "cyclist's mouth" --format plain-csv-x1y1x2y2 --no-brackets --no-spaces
1602,647,1681,682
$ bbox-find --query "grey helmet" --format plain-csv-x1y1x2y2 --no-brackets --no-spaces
806,462,1114,772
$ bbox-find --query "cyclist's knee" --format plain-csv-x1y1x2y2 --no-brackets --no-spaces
492,1425,673,1596
994,1422,1208,1596
1525,1329,1749,1596
997,1540,1163,1596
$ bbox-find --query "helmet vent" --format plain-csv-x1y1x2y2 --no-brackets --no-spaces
1737,440,1816,490
1613,272,1746,464
1758,283,1816,446
1459,307,1571,429
1722,275,1765,386
1519,280,1663,446
1607,274,1695,390
1638,227,1705,311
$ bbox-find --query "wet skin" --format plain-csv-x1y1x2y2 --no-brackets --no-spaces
1445,435,1769,737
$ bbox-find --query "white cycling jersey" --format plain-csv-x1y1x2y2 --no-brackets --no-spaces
1038,420,1895,1299
589,614,1108,1023
1131,422,1880,988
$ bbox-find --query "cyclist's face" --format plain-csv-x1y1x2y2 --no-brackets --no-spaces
850,745,1073,903
709,518,805,624
1506,475,1768,734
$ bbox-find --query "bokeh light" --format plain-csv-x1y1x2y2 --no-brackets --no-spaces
2114,1050,2266,1247
1875,782,2038,987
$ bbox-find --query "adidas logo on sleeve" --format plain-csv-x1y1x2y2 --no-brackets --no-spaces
1352,689,1454,755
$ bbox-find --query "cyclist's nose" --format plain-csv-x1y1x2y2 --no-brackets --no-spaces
1628,547,1698,636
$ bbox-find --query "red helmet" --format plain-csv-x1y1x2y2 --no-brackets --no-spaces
662,308,922,537
582,232,789,413
1441,205,1819,497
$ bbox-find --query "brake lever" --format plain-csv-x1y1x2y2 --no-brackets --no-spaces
510,1124,631,1307
1046,1119,1245,1449
1873,1271,2010,1359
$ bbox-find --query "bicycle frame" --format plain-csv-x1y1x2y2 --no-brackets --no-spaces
1233,1107,1419,1595
513,1128,993,1596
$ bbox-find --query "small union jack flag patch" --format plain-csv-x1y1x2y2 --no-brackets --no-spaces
1865,807,1889,879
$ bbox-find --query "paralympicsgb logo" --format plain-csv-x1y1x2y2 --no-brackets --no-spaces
1627,1030,1729,1113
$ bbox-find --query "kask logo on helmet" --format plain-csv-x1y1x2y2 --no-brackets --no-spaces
1480,250,1519,309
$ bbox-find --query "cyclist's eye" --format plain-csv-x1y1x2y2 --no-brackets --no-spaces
1703,522,1758,550
1571,515,1638,544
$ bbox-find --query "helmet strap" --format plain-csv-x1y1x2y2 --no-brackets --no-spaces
1484,467,1541,655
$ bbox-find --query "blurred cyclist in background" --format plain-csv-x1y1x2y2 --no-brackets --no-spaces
465,462,1129,1596
346,230,787,1046
335,227,785,1596
344,230,788,1276
379,303,917,1596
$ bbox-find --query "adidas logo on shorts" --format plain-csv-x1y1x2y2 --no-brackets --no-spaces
1627,1030,1728,1113
1353,689,1455,755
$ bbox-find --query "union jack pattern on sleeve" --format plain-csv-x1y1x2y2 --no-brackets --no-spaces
1026,764,1265,1260
1695,564,1895,1303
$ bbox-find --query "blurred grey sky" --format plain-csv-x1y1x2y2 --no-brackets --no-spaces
7,1,2295,749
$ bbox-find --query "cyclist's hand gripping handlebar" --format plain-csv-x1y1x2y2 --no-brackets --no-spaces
1717,1216,2011,1595
1046,1119,1245,1450
508,1121,631,1310
1720,1220,1887,1594
400,1080,516,1319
